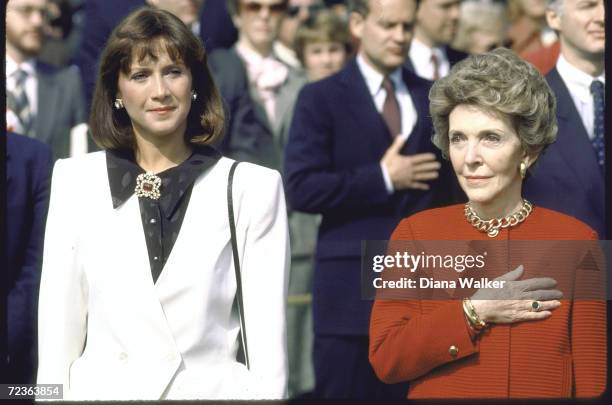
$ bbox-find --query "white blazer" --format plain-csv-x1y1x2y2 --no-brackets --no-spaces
37,152,290,400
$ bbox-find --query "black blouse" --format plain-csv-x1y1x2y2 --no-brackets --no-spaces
106,146,221,283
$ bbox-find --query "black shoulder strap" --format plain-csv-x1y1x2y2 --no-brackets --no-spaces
227,161,250,369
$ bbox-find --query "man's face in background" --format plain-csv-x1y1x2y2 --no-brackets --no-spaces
6,0,50,60
415,0,462,47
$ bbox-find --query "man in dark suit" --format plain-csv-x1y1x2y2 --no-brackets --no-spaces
284,0,455,398
524,0,605,238
6,0,87,160
405,0,467,80
6,132,53,384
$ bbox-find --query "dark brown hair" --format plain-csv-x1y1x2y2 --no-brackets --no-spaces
89,7,224,150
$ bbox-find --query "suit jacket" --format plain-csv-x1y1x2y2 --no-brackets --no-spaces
370,205,606,398
284,58,456,335
35,62,87,160
37,152,290,400
208,49,278,168
404,45,468,76
228,47,308,172
523,68,605,238
213,49,318,270
6,133,53,384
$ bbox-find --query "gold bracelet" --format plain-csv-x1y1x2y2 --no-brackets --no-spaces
463,298,487,330
465,298,487,329
463,301,483,330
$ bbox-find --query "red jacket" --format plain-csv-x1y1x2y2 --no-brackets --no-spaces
369,204,606,398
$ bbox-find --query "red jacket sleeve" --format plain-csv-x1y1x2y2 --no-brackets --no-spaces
368,218,480,383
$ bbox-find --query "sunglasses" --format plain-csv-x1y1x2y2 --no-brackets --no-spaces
286,4,325,18
241,1,288,15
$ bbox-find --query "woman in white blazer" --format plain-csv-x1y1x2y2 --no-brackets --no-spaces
36,7,289,400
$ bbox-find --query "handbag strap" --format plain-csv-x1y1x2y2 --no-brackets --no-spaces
227,161,250,369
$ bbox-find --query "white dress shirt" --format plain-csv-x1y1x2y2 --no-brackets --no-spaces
356,54,418,193
556,55,605,141
408,38,450,81
6,55,38,116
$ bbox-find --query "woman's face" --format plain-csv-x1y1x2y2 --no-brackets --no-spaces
448,104,529,211
117,47,193,143
303,40,347,81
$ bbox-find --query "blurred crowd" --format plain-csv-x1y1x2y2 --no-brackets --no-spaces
5,0,605,399
5,0,571,160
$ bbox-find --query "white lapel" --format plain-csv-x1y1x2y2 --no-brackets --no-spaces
86,192,181,349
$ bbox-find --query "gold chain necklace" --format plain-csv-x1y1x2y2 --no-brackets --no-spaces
464,199,533,237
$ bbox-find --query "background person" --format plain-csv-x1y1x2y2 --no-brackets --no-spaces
505,0,557,57
36,0,85,68
284,7,352,396
369,48,606,399
6,132,53,384
274,0,325,69
226,0,307,162
5,0,87,160
36,8,289,400
406,0,467,80
452,0,508,55
294,9,352,81
285,0,457,398
524,0,605,238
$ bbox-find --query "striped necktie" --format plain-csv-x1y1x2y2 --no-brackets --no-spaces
431,53,440,80
9,68,34,136
590,80,605,169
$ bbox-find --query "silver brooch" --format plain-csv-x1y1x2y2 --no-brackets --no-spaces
135,172,161,200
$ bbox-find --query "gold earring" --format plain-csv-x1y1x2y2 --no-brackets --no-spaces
114,98,124,109
520,162,527,179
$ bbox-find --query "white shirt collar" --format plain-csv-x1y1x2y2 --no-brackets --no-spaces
409,37,446,64
356,53,403,97
556,54,605,102
6,55,36,78
190,21,201,37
